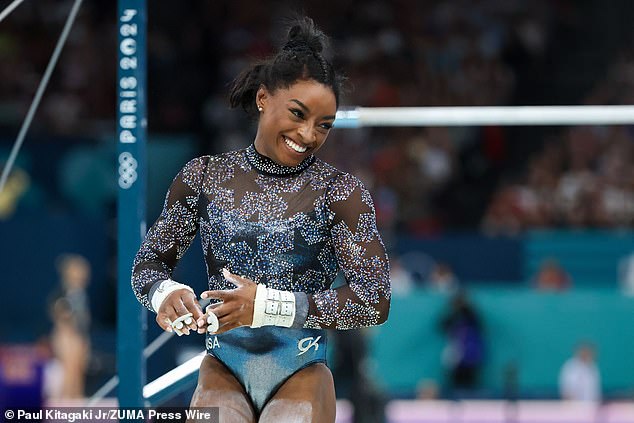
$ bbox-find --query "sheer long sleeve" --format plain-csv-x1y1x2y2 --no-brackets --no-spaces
131,156,208,311
305,173,391,329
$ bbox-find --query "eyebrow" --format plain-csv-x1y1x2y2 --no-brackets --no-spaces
291,99,336,121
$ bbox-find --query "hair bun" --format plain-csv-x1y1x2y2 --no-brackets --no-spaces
283,17,326,54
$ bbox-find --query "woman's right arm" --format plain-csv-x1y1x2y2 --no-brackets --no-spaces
131,156,209,331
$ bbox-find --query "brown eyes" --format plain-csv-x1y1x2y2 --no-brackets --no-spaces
289,108,332,132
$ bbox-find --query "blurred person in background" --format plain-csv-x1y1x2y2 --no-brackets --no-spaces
439,289,485,397
48,254,92,399
532,258,572,292
559,342,601,402
416,379,440,400
332,329,386,423
389,255,415,296
428,262,459,293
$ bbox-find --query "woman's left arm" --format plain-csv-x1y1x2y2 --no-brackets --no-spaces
305,173,391,330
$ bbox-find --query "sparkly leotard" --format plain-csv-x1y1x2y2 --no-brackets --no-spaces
132,144,390,412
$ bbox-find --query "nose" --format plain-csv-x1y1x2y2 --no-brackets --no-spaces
297,123,316,144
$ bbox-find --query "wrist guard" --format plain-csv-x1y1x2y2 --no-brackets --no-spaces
250,284,296,328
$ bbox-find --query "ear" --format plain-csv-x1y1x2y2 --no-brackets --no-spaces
256,85,269,110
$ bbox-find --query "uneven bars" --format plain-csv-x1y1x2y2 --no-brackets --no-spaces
143,352,205,405
334,105,634,128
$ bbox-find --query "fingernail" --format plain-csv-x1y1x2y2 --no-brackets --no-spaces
184,317,193,325
201,293,208,299
166,326,173,332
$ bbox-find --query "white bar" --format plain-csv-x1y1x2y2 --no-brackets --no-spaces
143,352,205,399
335,105,634,127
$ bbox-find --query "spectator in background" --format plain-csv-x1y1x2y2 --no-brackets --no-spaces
48,254,92,399
416,379,440,400
439,290,485,396
559,343,601,402
0,167,30,219
532,258,571,291
332,329,386,423
389,256,415,296
428,262,459,293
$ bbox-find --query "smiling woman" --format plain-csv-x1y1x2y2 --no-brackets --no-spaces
253,80,336,167
131,16,390,423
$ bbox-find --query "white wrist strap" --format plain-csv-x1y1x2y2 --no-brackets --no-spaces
151,279,194,313
251,284,296,328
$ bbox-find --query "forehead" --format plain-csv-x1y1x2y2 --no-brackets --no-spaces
273,79,336,112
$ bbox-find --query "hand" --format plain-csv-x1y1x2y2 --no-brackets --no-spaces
156,288,204,336
199,269,257,334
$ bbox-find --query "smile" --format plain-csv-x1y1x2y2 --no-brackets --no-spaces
284,136,308,153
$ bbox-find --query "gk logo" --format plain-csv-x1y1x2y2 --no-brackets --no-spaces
297,336,321,356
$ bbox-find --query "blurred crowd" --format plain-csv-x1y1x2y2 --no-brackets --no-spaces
0,0,543,226
482,47,634,234
1,0,633,233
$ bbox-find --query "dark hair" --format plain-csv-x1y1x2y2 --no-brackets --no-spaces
229,17,343,116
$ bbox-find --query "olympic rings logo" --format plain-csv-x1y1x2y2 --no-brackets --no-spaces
118,152,138,189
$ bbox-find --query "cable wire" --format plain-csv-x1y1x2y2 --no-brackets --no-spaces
0,0,27,23
0,0,84,193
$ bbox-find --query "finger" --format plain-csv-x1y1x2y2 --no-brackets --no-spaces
172,313,193,328
206,302,222,313
208,302,236,320
173,313,195,334
196,302,217,331
170,302,192,335
183,296,204,317
196,315,208,331
172,298,191,319
201,290,230,301
157,306,180,329
181,297,204,330
156,315,174,333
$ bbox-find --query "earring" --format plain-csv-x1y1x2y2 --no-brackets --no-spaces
257,106,263,112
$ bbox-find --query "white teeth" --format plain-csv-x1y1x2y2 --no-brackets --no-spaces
284,137,307,153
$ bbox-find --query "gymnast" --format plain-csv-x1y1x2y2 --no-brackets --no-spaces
132,16,390,423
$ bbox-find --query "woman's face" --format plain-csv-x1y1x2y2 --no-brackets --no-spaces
254,79,337,167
